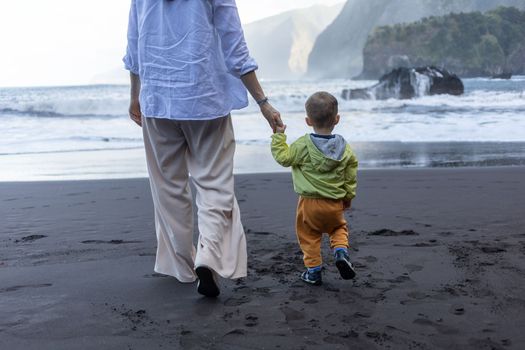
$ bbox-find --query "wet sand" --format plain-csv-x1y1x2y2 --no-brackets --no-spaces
1,167,524,349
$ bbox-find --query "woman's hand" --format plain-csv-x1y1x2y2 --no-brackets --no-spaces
129,100,142,127
260,102,283,133
128,73,142,126
275,124,287,134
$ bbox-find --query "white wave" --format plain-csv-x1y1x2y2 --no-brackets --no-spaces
1,77,524,156
0,113,143,155
232,110,525,143
0,85,129,117
338,90,525,116
413,72,431,97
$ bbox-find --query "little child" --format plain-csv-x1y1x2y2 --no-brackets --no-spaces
271,91,358,285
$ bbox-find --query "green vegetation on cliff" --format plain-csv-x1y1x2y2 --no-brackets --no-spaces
361,7,525,78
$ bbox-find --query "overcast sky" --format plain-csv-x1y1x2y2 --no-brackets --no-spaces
0,0,345,87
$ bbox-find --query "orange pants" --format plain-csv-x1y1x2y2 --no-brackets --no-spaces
296,197,349,268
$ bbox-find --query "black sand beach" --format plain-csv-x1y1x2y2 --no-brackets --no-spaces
1,168,524,349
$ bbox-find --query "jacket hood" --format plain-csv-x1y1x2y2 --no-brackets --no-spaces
306,134,348,173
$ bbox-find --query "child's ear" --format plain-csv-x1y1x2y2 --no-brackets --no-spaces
334,114,340,126
305,117,313,127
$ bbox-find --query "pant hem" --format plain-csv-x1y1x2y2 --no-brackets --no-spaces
331,244,349,249
154,268,197,283
195,264,247,280
305,262,323,268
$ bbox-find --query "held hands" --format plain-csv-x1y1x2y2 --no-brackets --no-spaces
129,100,142,127
275,124,287,134
260,102,283,133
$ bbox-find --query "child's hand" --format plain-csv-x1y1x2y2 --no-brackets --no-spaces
275,124,287,134
343,200,352,210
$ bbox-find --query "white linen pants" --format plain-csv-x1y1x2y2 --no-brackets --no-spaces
142,115,247,283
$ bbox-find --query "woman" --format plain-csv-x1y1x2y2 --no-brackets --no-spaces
124,0,282,297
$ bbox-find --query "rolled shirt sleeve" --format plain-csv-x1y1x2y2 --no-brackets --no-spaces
123,0,139,75
213,0,258,77
124,0,254,119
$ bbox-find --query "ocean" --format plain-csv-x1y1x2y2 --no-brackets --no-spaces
1,77,524,181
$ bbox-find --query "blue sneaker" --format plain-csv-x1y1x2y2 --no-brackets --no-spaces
334,249,356,280
300,267,322,286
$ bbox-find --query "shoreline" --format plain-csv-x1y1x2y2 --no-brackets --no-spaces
1,164,525,184
1,141,525,182
1,167,524,349
2,75,524,89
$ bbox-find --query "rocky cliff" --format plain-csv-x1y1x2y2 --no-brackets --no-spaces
244,4,343,80
360,7,525,79
307,0,525,79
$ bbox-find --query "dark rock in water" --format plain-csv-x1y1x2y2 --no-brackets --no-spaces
342,67,464,100
491,72,512,80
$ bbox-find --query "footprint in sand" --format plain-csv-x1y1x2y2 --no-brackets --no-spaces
0,283,52,293
439,231,454,237
363,255,378,263
138,252,155,257
15,235,47,243
388,275,411,284
480,246,507,254
81,239,142,245
324,285,341,292
450,304,465,315
280,306,305,322
66,192,90,197
364,331,393,345
109,305,157,332
369,229,419,237
225,329,245,336
246,230,274,236
244,313,259,327
224,295,251,306
407,291,428,300
413,318,459,335
143,273,169,279
404,264,424,273
468,337,512,349
410,241,440,247
304,298,318,304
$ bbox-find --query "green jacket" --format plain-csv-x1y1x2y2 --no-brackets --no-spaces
271,133,358,200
